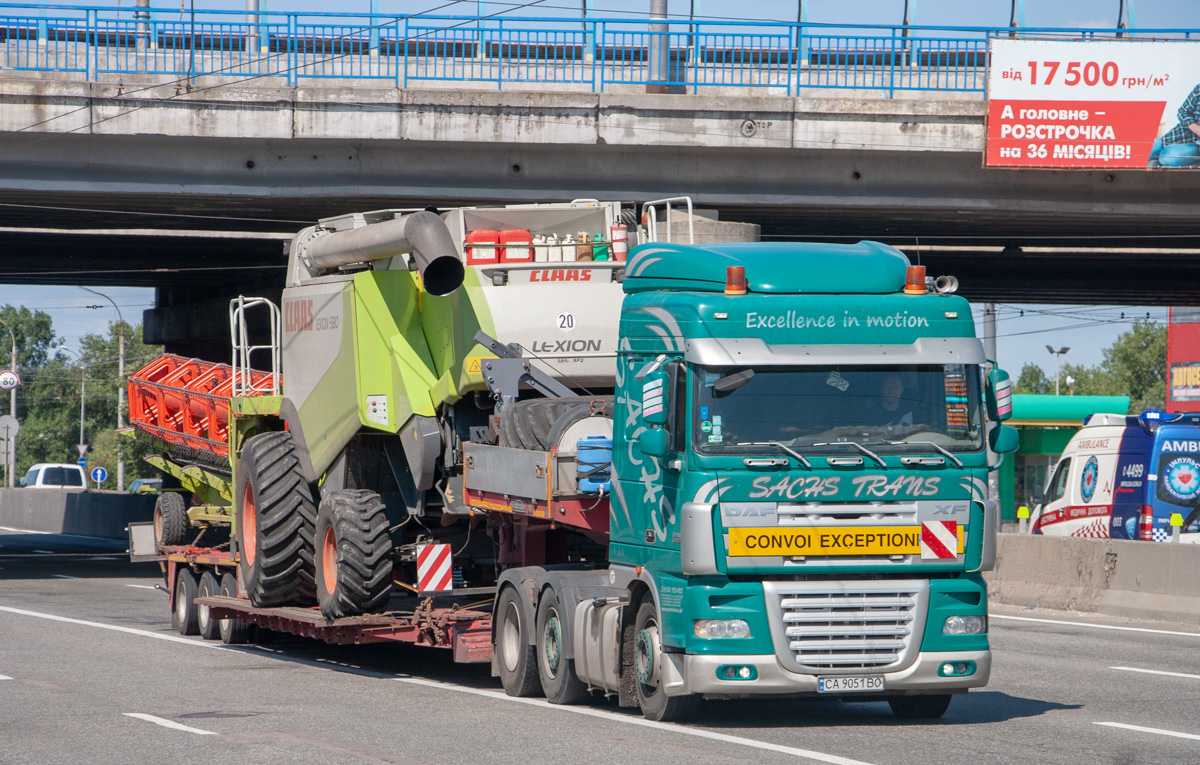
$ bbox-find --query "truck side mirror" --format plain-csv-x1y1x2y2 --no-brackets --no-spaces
642,369,668,426
989,424,1019,454
639,427,670,457
986,368,1013,422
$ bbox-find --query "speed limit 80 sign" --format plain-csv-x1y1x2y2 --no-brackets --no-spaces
0,370,19,392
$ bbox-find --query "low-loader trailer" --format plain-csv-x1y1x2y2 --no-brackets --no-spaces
128,199,1018,721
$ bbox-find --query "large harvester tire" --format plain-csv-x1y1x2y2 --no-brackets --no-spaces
235,431,317,608
315,489,393,621
154,492,190,546
498,397,613,450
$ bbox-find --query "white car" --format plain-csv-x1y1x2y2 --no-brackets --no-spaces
21,463,87,489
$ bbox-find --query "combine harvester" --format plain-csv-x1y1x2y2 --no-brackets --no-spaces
128,198,1018,721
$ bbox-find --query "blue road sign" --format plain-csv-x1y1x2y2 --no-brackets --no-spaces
91,466,106,484
77,457,87,469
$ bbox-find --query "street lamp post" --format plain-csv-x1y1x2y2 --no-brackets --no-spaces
0,316,15,487
82,288,125,491
1046,345,1070,396
60,348,86,458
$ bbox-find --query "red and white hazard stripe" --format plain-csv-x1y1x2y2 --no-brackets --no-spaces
920,521,958,560
417,544,453,592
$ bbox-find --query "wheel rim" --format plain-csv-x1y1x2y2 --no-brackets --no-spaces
321,525,338,594
198,598,210,631
153,508,164,545
175,582,188,622
241,483,257,566
635,621,659,688
542,609,563,678
500,599,522,672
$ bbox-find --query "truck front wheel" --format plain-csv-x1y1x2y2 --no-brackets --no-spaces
496,586,541,697
235,431,317,608
633,600,697,722
314,490,393,621
888,694,952,719
537,589,589,705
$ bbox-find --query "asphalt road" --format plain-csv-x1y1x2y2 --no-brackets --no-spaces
2,528,1198,765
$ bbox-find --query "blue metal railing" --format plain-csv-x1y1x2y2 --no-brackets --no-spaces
0,4,1193,95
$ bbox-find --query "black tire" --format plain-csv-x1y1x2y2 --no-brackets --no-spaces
217,572,253,645
498,397,613,450
633,599,698,722
495,586,542,697
171,567,200,636
888,694,952,719
537,589,589,705
545,400,614,449
315,489,393,621
154,492,190,546
196,571,221,640
235,431,317,608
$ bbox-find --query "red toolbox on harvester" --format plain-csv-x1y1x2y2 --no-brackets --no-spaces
499,229,533,263
465,229,500,265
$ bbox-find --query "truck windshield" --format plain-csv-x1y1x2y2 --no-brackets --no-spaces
694,364,983,455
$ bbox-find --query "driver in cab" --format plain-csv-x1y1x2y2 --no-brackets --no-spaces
865,373,914,431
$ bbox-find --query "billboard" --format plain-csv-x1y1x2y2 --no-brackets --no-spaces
986,39,1200,169
1167,308,1200,413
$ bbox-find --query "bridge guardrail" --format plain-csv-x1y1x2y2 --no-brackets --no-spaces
0,5,1195,95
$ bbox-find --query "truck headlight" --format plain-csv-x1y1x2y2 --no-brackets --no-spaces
943,615,986,635
694,619,751,639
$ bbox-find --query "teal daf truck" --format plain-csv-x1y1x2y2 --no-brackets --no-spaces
130,201,1017,723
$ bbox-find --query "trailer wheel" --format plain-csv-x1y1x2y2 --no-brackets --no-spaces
235,431,317,608
217,573,253,645
172,568,200,636
154,492,190,547
196,571,221,640
496,586,541,697
888,694,952,719
633,599,697,722
537,589,589,705
315,489,393,621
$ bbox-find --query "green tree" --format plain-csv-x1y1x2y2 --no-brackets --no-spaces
1013,362,1053,394
1101,319,1166,414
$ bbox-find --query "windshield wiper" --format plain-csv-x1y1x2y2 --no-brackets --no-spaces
811,440,887,468
735,441,812,469
891,440,964,468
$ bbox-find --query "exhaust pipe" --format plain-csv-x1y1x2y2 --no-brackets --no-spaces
300,211,465,296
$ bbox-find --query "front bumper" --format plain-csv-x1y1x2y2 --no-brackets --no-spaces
665,649,991,697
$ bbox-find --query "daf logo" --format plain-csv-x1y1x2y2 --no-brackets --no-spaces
722,504,776,518
931,503,968,516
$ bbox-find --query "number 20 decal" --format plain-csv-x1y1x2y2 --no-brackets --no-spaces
557,312,576,333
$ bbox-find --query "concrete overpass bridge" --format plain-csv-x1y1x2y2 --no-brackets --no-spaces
0,6,1197,354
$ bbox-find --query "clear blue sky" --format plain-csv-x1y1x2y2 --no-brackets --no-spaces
0,0,1190,377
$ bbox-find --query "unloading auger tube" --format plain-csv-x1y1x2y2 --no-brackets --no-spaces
298,210,465,296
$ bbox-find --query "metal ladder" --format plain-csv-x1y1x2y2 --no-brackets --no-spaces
229,295,281,397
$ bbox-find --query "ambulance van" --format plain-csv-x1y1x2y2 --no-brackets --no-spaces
1030,411,1200,540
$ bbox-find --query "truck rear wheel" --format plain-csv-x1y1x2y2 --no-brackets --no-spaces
196,571,221,640
537,589,589,705
235,431,317,608
154,492,189,547
496,586,541,697
315,489,393,621
217,573,253,645
633,599,697,722
172,568,200,636
888,694,952,719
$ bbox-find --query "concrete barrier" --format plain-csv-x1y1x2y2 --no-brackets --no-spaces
985,532,1200,626
0,489,155,540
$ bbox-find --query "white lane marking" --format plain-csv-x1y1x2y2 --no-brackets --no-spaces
31,550,55,555
0,526,51,535
51,574,76,579
125,584,159,590
0,606,228,649
0,604,876,765
0,674,12,680
1111,666,1200,681
395,677,877,765
1095,722,1200,741
992,614,1200,638
124,713,217,735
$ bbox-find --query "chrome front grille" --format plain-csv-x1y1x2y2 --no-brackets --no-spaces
767,581,926,671
775,502,917,526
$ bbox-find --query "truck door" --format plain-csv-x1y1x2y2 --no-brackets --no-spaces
1032,457,1071,535
1110,429,1151,540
